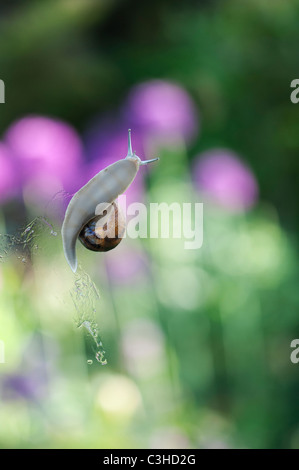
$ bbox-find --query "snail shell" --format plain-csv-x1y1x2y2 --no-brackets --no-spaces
78,201,126,252
61,129,158,272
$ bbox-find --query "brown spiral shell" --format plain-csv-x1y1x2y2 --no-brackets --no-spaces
78,201,125,252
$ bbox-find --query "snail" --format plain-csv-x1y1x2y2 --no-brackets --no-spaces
61,129,159,272
78,200,126,252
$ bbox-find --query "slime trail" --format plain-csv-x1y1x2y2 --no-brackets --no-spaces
0,213,106,365
71,269,107,365
0,216,57,264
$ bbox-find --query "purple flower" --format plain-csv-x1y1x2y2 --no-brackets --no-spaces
5,115,84,198
123,79,199,143
105,245,149,284
0,142,17,202
2,374,45,402
1,333,56,403
193,149,258,212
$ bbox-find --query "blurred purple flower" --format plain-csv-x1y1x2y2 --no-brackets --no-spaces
105,245,149,284
0,142,17,201
123,79,199,143
2,373,45,402
5,115,84,198
193,149,258,212
1,333,56,403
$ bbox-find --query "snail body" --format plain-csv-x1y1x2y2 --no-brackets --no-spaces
61,129,158,272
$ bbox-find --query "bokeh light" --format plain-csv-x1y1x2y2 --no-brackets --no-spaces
124,79,199,144
193,149,258,212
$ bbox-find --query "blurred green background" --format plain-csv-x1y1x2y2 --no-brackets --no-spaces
0,0,299,449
